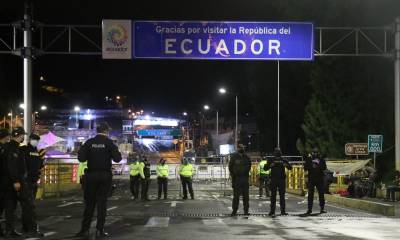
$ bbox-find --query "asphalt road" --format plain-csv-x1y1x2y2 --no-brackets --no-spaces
5,178,400,240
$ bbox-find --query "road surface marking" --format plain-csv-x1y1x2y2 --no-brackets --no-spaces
24,232,56,240
57,201,82,207
107,206,118,211
164,201,183,207
145,217,170,227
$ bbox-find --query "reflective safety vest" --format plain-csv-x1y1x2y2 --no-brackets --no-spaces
258,160,270,175
77,162,88,184
179,164,194,177
129,161,144,178
156,164,169,178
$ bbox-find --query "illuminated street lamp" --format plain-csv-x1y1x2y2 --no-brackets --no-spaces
40,105,47,111
218,87,238,151
183,112,188,116
203,105,210,110
19,103,25,109
74,106,80,128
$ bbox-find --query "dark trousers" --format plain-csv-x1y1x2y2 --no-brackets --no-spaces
157,177,168,199
80,172,112,232
130,175,141,199
181,176,194,199
270,179,286,214
259,174,270,197
27,181,39,200
4,182,36,232
232,180,249,213
307,178,325,211
0,189,4,231
386,186,400,201
22,181,40,232
141,178,150,200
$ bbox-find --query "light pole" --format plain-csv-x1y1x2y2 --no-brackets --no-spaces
218,87,238,151
8,112,13,131
74,106,80,129
204,105,219,153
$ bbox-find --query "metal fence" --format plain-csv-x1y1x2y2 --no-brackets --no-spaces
37,156,323,198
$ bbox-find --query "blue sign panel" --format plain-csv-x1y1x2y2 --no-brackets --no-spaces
133,21,314,61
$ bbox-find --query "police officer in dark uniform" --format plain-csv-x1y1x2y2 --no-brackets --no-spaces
265,147,292,217
3,127,43,238
20,134,44,200
0,128,10,236
229,144,252,216
20,133,46,233
140,156,151,201
75,123,122,238
304,147,327,214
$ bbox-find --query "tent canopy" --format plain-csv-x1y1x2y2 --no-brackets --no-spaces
327,160,371,176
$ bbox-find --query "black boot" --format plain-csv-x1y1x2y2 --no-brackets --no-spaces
96,229,109,238
268,212,275,217
305,209,312,215
230,210,237,217
75,230,89,238
320,207,327,214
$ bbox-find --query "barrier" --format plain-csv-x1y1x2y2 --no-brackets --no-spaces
37,158,80,199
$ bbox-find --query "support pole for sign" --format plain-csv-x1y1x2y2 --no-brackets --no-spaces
395,17,400,171
374,152,376,169
277,60,280,149
23,0,33,138
216,110,219,154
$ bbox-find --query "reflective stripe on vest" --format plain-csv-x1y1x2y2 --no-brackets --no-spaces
156,164,169,178
179,164,193,177
129,162,141,176
259,160,270,175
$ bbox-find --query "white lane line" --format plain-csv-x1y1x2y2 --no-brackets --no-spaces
145,217,170,228
107,206,118,211
44,232,57,237
57,201,83,208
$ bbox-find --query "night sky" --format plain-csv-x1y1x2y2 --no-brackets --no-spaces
0,0,399,116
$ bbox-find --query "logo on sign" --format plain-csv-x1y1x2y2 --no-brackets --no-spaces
106,25,128,46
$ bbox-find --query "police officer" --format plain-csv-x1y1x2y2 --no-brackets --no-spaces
75,122,122,238
265,147,292,217
20,134,45,200
179,157,195,200
140,156,151,201
156,158,169,200
257,155,270,198
229,144,252,216
0,128,10,236
128,152,143,200
304,148,327,215
3,127,42,237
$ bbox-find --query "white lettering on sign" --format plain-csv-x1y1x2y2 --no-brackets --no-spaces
250,39,263,55
163,39,281,56
234,40,246,54
165,39,176,54
198,39,210,54
181,39,192,54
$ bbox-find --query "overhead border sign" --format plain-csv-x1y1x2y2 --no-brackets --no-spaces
133,21,314,61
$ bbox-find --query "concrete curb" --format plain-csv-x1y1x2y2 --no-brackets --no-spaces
324,194,395,216
286,188,395,216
